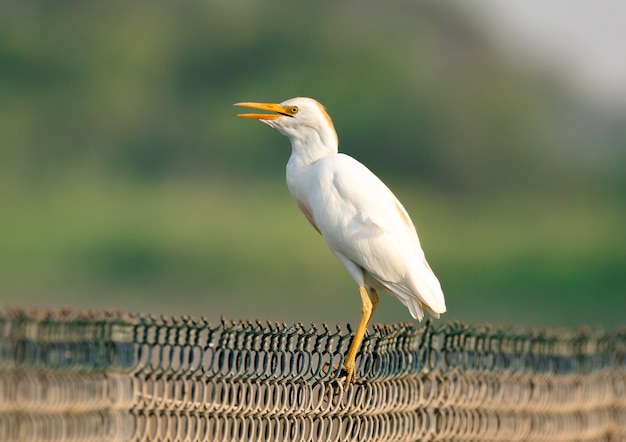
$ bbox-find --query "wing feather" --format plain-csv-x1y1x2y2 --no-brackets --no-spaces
308,154,446,319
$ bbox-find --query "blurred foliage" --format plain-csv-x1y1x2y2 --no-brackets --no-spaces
0,1,624,327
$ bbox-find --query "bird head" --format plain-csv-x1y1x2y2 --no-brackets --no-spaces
234,97,339,157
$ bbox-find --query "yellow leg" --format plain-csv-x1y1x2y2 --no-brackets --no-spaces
341,287,379,387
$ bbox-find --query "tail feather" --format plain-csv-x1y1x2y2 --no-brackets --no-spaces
384,277,445,321
404,297,424,321
379,260,446,321
411,257,446,315
411,270,446,316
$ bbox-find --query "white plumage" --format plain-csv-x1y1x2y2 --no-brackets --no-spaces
235,97,446,385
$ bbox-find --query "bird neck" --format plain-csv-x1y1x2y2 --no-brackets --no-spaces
287,128,338,168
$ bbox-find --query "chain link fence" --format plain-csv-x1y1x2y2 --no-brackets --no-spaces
0,308,624,441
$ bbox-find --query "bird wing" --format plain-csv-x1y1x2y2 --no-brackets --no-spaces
308,154,446,319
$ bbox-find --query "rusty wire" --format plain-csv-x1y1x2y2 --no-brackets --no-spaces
0,308,624,441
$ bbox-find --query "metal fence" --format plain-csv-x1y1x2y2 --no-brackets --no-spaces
0,308,624,441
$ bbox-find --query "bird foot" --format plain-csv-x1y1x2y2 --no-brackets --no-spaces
340,361,356,388
319,361,356,405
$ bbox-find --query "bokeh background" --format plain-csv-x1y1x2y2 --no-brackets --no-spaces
1,1,624,328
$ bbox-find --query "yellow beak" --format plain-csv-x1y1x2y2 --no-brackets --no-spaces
233,102,291,120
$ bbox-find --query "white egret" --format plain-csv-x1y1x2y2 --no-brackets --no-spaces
234,97,446,386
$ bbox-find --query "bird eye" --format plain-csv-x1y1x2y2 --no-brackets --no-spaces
288,106,299,115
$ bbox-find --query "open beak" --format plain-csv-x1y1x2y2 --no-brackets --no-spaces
234,102,292,120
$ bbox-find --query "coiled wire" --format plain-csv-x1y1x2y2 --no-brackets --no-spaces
1,308,624,441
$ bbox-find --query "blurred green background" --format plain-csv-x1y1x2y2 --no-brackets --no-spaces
1,1,624,328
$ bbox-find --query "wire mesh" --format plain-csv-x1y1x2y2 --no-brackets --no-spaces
0,308,624,441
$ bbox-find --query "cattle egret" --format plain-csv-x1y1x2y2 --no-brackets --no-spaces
234,97,446,386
